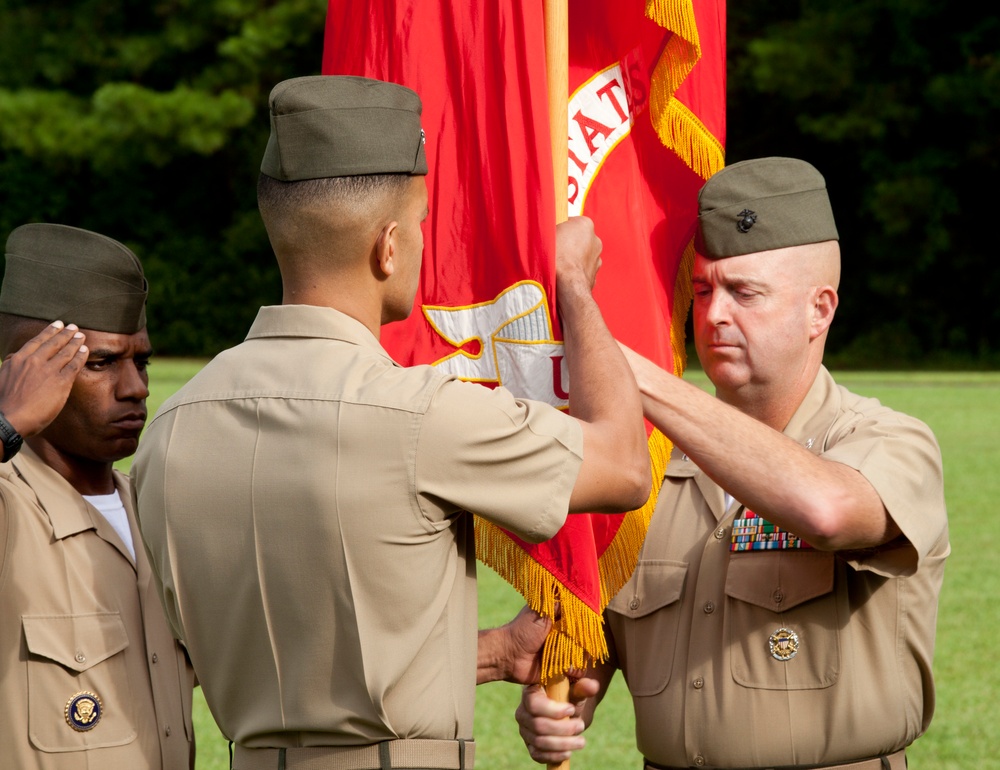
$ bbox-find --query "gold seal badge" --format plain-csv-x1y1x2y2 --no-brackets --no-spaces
65,691,103,731
768,627,800,661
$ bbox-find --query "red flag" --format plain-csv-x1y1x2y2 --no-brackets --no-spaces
557,0,727,653
322,0,725,679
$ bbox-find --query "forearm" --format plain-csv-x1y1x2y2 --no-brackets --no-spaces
628,352,895,549
477,626,512,685
559,279,649,512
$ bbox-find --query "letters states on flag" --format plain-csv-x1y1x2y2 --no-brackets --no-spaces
321,0,725,680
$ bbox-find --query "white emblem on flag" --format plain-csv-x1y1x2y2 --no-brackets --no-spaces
424,282,569,407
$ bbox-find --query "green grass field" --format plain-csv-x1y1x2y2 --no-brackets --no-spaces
133,363,1000,769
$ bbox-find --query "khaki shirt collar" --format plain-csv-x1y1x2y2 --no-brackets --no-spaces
10,445,137,569
781,365,840,455
246,305,396,364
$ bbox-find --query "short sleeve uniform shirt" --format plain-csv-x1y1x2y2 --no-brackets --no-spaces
0,447,195,770
606,366,948,767
133,305,583,748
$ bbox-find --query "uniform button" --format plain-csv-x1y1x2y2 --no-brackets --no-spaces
75,653,86,664
694,756,706,766
629,598,640,610
165,726,172,737
772,589,784,604
703,601,715,614
692,677,704,689
151,653,159,664
714,527,726,540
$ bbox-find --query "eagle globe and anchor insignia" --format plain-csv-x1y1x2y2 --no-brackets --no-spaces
736,208,757,233
768,627,800,661
65,691,103,731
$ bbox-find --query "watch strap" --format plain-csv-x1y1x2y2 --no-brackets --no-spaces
0,410,24,463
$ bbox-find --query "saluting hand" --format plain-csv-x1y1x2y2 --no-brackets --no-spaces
0,321,88,437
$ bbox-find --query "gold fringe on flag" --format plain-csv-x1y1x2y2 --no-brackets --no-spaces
475,517,609,680
646,0,725,179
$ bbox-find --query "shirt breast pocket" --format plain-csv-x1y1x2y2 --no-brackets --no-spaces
22,613,138,752
725,550,843,690
607,560,687,697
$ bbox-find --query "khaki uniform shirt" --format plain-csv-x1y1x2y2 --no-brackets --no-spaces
0,446,195,770
607,367,948,767
133,305,583,748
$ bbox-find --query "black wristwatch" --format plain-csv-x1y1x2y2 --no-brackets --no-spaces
0,411,23,463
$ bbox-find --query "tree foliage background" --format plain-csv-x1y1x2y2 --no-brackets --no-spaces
0,0,996,363
0,0,326,355
727,1,998,366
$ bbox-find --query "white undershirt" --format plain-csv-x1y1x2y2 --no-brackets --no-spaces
83,490,135,560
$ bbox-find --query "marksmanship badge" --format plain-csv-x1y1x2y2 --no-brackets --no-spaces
65,691,103,731
769,627,800,661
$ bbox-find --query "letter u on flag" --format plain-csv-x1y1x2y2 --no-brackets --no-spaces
321,0,725,681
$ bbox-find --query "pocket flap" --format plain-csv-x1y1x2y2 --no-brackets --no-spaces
608,561,687,618
725,550,834,611
22,613,129,673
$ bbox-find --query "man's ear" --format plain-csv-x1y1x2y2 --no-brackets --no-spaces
373,220,399,279
809,285,839,340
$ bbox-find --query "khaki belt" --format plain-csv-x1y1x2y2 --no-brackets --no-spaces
644,748,905,770
234,739,474,770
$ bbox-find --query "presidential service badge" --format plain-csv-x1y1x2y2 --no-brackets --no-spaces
65,691,103,731
769,627,800,662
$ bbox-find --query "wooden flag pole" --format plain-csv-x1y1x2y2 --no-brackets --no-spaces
544,0,570,769
546,0,569,224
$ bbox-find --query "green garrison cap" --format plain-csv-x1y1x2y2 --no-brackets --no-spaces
260,75,428,181
1,223,147,333
696,157,839,258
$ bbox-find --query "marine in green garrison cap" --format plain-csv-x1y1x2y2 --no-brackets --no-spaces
0,223,195,769
518,156,947,770
131,73,650,770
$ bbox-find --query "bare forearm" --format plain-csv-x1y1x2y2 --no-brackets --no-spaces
477,606,551,685
626,350,894,549
560,279,649,512
477,627,510,685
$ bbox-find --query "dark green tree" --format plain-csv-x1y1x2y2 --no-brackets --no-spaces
0,0,327,354
727,1,999,365
2,1,997,362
